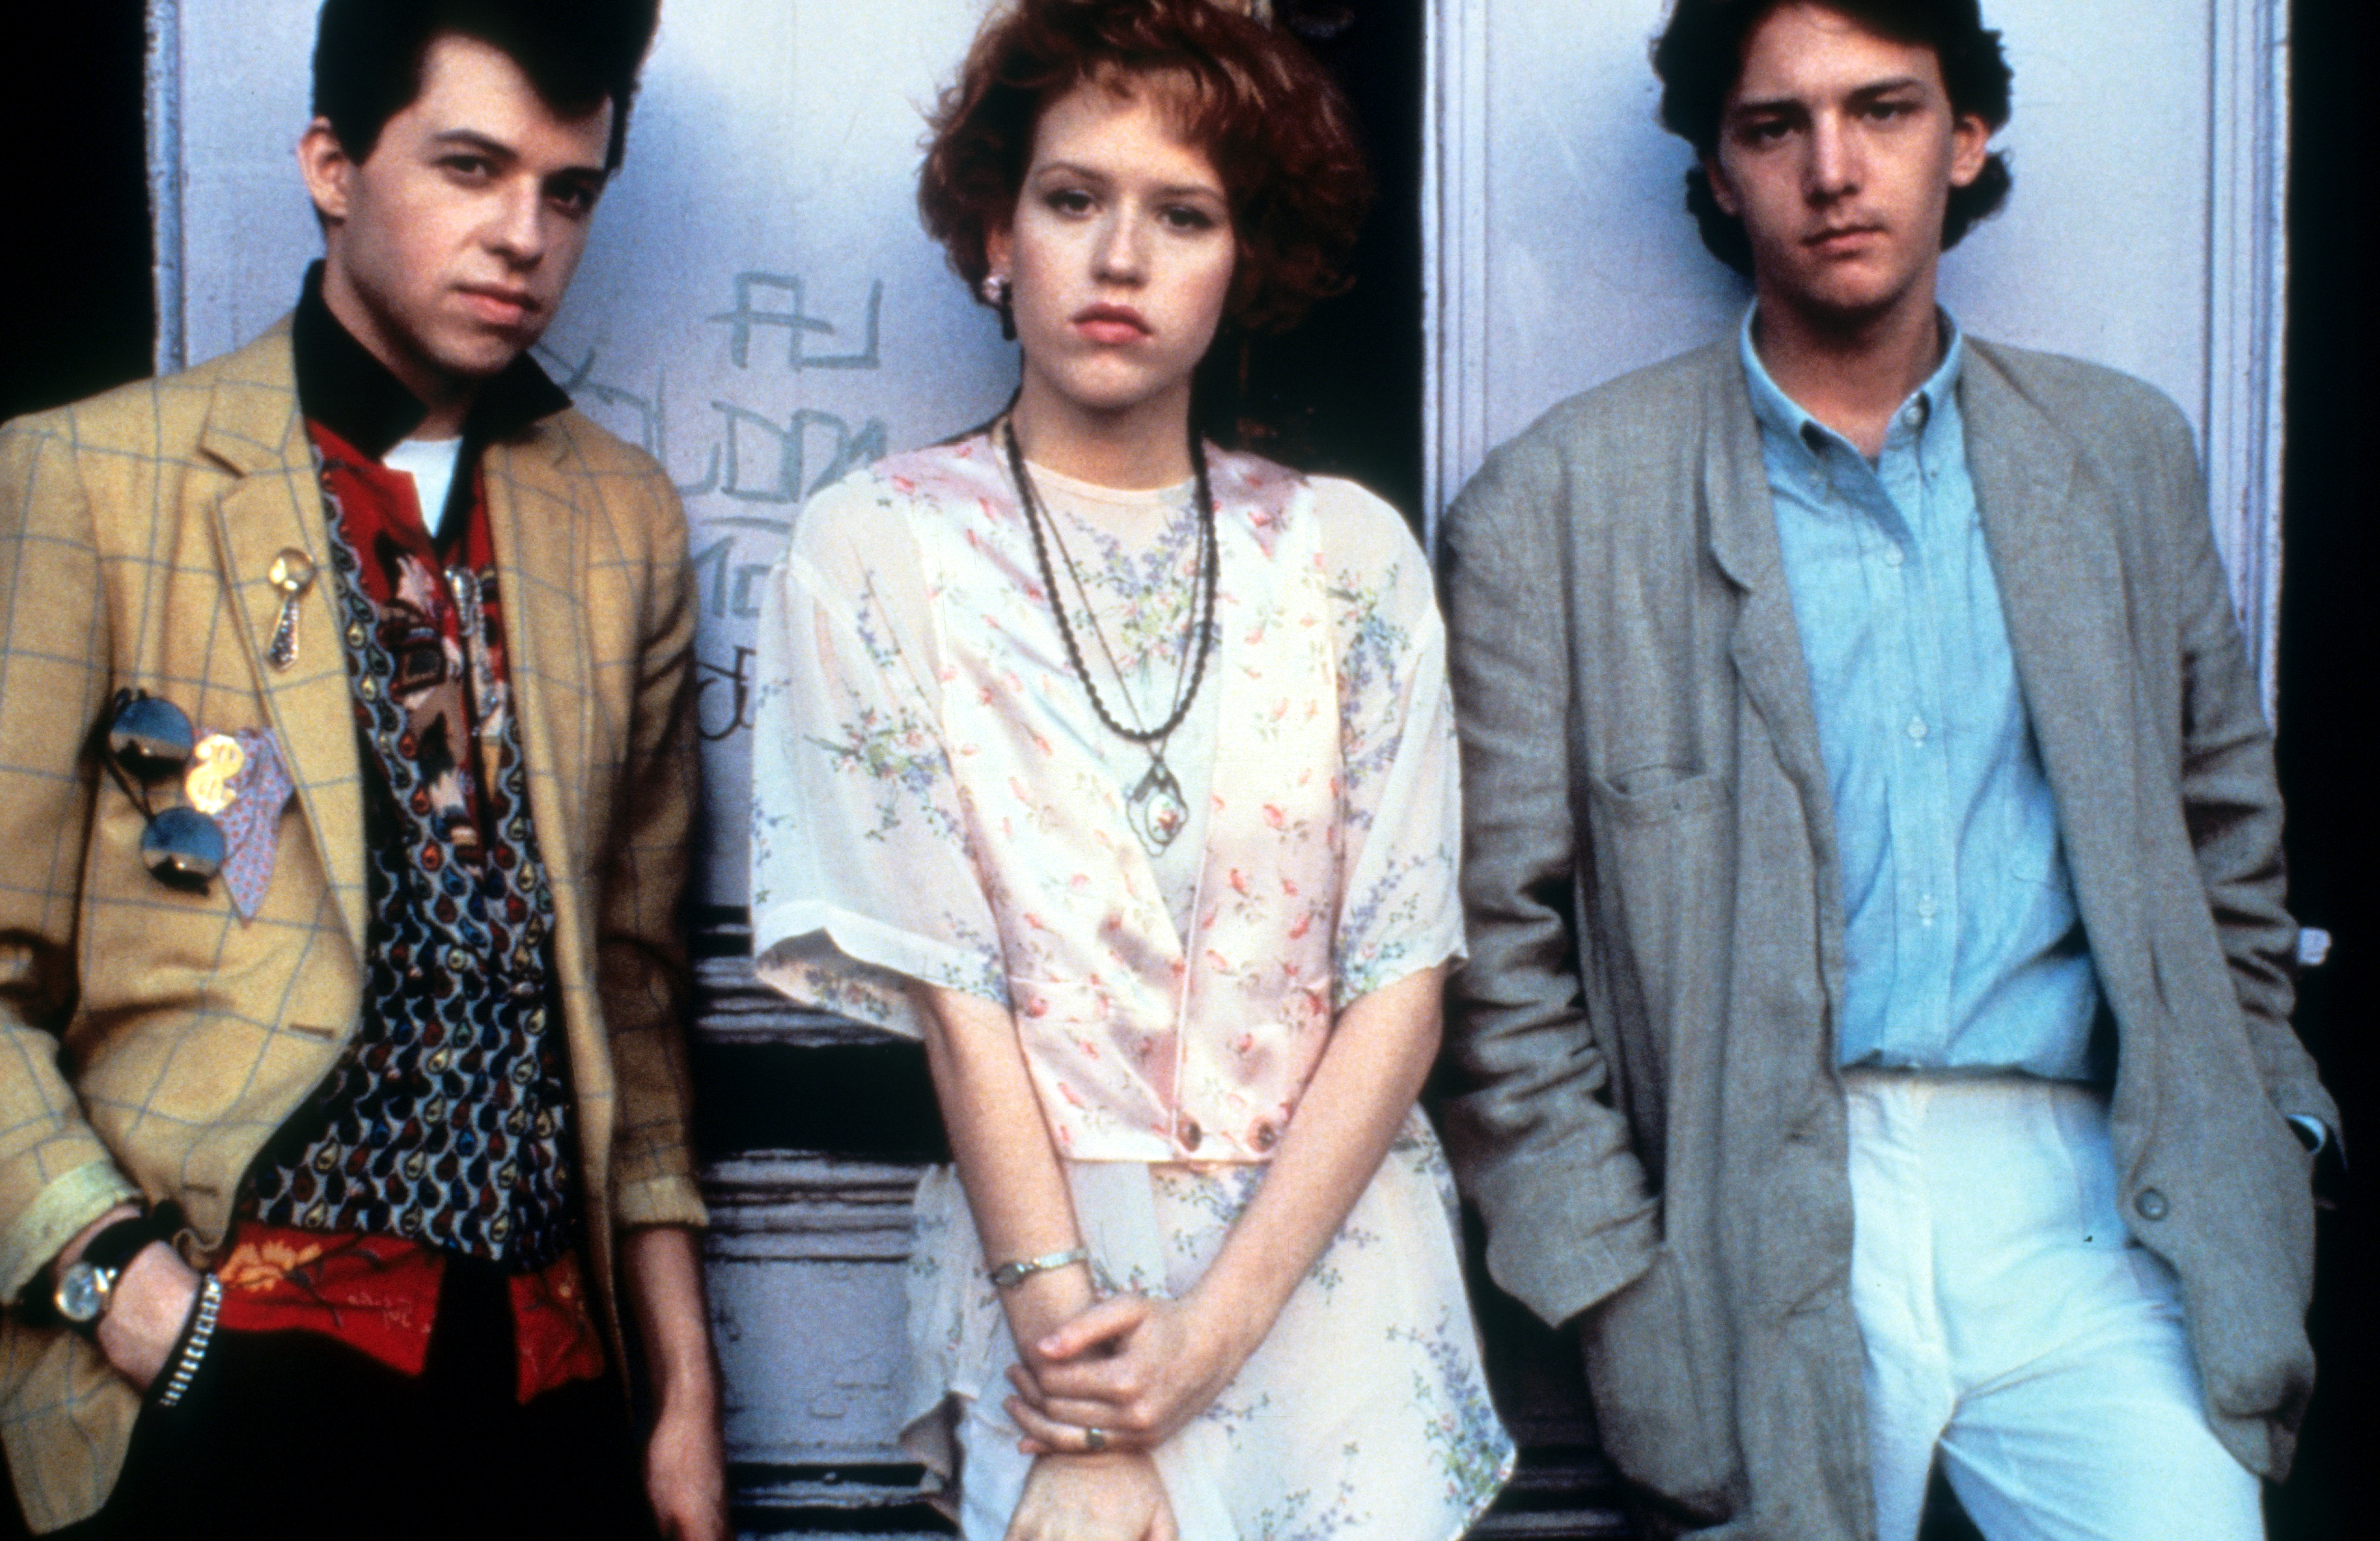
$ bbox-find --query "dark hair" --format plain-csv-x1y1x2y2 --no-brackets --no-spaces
919,0,1371,336
1651,0,2014,274
312,0,661,173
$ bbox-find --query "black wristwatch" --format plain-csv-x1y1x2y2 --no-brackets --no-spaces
47,1214,171,1340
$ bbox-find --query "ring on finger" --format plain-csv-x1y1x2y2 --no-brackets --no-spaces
1084,1426,1109,1453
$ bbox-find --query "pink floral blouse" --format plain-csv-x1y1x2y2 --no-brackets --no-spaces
749,432,1465,1163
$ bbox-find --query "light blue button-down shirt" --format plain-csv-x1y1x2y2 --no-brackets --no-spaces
1741,310,2107,1081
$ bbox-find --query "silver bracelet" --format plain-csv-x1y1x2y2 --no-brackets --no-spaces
153,1272,222,1409
989,1246,1089,1291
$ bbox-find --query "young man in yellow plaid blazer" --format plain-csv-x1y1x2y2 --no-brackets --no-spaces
0,2,724,1535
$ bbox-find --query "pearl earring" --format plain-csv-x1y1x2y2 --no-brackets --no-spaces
983,273,1016,341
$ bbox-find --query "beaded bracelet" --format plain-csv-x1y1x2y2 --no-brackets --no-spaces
153,1273,222,1409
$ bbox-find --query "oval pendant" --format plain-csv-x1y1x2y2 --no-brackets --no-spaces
1127,760,1189,853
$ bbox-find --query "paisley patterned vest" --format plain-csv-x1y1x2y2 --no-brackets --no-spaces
241,422,574,1268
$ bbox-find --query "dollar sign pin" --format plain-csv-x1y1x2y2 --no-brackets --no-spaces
267,549,316,671
185,733,247,815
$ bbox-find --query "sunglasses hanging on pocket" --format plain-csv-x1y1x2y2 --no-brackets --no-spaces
102,689,233,890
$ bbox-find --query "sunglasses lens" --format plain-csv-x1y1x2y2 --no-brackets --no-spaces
143,806,226,884
108,694,197,781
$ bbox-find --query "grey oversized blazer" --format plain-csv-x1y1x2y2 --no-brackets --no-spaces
1438,337,2335,1540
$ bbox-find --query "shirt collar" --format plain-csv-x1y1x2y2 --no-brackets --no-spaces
1737,302,1966,462
292,260,572,460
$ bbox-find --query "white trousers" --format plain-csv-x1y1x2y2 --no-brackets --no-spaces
1844,1070,2264,1541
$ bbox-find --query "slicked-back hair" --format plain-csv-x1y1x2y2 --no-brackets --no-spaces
1651,0,2014,275
919,0,1372,336
312,0,661,173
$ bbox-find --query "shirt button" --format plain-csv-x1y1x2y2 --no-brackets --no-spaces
1906,716,1929,743
1883,545,1905,567
1179,1118,1203,1153
1250,1120,1278,1153
1916,895,1940,922
1902,404,1924,429
2135,1188,2170,1222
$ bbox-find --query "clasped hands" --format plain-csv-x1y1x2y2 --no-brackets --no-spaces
1000,1290,1253,1541
1005,1288,1249,1457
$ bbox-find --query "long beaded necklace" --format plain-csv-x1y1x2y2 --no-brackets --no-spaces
1004,419,1218,854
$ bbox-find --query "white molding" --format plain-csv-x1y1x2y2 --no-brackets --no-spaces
146,0,185,374
2204,0,2291,722
702,1154,922,1262
1421,0,1490,548
700,1155,921,1482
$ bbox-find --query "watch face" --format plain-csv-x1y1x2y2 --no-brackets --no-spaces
56,1262,111,1324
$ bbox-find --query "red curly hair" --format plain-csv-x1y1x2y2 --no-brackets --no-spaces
919,0,1370,336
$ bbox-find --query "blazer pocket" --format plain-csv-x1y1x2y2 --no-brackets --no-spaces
1580,770,1731,1150
1584,767,1729,828
1577,1248,1734,1518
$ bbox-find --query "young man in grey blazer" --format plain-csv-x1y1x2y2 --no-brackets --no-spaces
1437,2,2335,1537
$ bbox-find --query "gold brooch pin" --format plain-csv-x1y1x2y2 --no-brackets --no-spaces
266,549,316,670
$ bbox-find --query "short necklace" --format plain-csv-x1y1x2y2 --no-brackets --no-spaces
1004,419,1218,854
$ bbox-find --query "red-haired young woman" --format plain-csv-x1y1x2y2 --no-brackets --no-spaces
751,4,1512,1536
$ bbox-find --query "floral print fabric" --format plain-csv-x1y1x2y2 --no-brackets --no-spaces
750,435,1507,1536
213,1220,605,1402
751,434,1465,1163
918,1124,1512,1541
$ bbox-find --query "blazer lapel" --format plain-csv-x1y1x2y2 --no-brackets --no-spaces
482,428,591,894
199,330,369,959
1698,353,1843,888
1960,349,2152,991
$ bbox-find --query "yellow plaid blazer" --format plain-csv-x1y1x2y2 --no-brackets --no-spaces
0,324,708,1531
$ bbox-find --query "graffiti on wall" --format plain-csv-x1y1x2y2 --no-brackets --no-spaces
542,271,894,754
